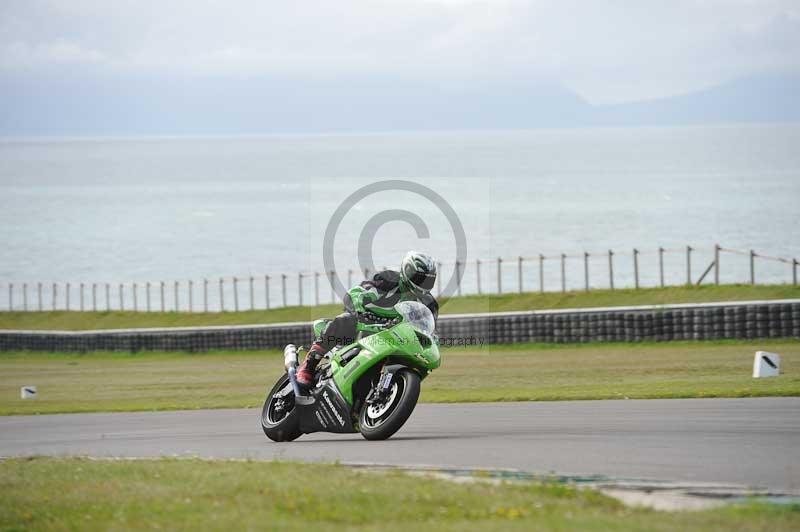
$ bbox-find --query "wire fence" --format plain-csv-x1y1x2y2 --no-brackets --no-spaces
1,244,797,313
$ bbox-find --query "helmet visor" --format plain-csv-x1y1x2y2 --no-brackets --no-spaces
405,264,436,292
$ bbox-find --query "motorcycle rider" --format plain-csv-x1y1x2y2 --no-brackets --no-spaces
295,251,439,387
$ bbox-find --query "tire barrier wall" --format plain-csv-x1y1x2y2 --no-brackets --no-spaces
0,300,798,352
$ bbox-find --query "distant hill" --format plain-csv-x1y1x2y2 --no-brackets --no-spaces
0,72,798,136
594,73,800,125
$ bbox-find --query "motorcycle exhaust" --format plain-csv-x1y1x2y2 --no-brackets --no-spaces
284,344,298,369
283,344,303,397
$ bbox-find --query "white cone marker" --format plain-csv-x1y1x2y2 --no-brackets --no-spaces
753,351,780,378
21,385,37,399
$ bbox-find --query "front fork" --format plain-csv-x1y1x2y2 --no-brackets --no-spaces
365,364,402,405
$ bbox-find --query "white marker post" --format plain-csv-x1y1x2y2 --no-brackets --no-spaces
21,386,37,399
753,351,780,378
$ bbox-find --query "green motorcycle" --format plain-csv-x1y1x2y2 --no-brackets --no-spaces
261,301,440,441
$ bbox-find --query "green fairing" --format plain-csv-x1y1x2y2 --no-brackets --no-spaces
331,321,440,404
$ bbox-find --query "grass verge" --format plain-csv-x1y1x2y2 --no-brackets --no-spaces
1,284,797,331
1,340,797,415
1,458,798,531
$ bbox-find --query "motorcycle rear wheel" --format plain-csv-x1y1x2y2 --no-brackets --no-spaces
261,374,302,442
359,369,420,441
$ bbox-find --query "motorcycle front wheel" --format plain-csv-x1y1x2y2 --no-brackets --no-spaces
261,374,302,442
359,369,420,441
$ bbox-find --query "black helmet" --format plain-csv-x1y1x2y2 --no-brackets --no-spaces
400,251,437,296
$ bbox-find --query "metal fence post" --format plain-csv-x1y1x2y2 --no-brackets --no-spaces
159,282,164,312
298,273,303,306
6,283,10,311
118,283,124,311
633,248,640,289
249,276,254,310
23,283,28,311
608,250,614,290
91,283,97,312
476,259,482,295
174,281,179,311
794,259,798,286
264,275,270,310
560,253,566,293
203,279,209,312
53,283,59,310
146,282,151,312
750,250,755,285
233,277,239,312
714,244,720,285
314,272,320,306
132,283,137,312
517,257,523,293
219,278,225,312
38,282,43,311
66,282,70,310
188,280,193,312
539,254,544,293
329,271,335,303
455,260,462,296
686,246,692,285
584,252,589,292
497,257,502,294
281,274,287,307
696,260,716,286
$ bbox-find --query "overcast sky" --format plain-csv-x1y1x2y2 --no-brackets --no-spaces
1,0,799,135
3,0,799,103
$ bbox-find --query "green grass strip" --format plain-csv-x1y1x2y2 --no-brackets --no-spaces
1,339,797,415
1,458,798,531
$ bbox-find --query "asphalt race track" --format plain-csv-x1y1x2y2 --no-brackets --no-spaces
1,398,798,493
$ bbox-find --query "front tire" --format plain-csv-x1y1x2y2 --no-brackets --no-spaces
261,374,302,442
359,369,420,441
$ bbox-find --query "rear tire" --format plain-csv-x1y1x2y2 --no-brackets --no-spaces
359,369,420,441
261,374,302,442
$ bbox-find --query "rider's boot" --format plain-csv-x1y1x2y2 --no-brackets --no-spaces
295,344,324,387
